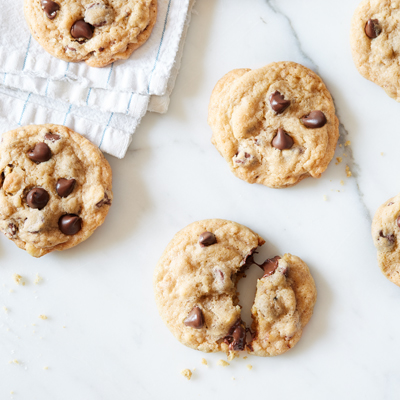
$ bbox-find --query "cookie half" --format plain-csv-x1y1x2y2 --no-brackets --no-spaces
208,62,339,189
351,0,400,101
0,124,112,257
153,219,317,357
372,194,400,286
24,0,157,68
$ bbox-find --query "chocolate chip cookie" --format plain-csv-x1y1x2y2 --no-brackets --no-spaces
153,219,317,357
0,124,112,257
24,0,157,67
208,62,339,188
351,0,400,101
372,194,400,286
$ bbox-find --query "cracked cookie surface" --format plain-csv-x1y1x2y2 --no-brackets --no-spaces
24,0,157,67
351,0,400,101
153,219,317,357
208,62,339,189
372,193,400,286
0,124,112,257
250,254,317,357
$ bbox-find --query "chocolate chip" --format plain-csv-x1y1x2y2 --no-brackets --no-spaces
301,111,327,129
6,223,17,238
71,20,94,41
184,306,204,329
397,216,400,229
379,230,395,244
365,19,381,39
258,256,281,277
26,188,50,210
59,215,82,235
223,320,246,351
28,143,52,163
41,0,60,19
269,91,290,114
387,202,394,206
272,128,294,150
99,47,105,52
199,232,217,247
56,178,76,198
96,193,112,207
44,133,60,142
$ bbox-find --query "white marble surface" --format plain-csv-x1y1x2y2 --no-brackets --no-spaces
1,0,400,399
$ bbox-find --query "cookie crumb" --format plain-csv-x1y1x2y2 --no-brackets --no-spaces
323,195,328,201
345,140,351,147
39,315,47,320
381,152,384,156
9,359,19,365
340,180,344,186
232,377,235,380
43,366,49,370
346,165,352,177
343,153,347,157
9,289,14,293
335,157,342,165
3,306,8,313
34,274,42,284
181,369,192,380
227,351,238,361
217,360,230,367
246,364,253,370
201,358,208,366
13,274,24,285
243,356,248,360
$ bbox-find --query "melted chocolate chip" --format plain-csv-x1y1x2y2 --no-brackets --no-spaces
56,178,76,198
96,193,112,207
199,232,217,247
26,188,50,210
28,143,52,163
59,215,82,235
258,256,281,277
41,0,60,19
223,320,246,351
71,20,94,41
7,223,17,237
44,133,60,142
184,306,204,329
269,91,290,114
272,128,294,150
379,230,395,244
365,19,381,39
301,111,327,129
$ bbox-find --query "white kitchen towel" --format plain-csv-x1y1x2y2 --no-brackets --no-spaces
0,0,194,158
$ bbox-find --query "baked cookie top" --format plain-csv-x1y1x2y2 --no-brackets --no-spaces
0,124,112,257
153,219,264,354
153,219,317,357
250,254,317,357
24,0,157,67
351,0,400,101
208,62,339,189
372,193,400,286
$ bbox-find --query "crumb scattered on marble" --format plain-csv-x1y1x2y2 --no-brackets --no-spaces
381,152,384,156
43,366,49,370
38,315,47,320
9,289,14,293
201,358,208,366
243,356,248,360
34,274,42,284
232,377,235,380
323,195,327,201
340,180,344,185
217,360,230,367
63,325,66,329
246,364,253,370
3,306,8,313
345,140,351,147
343,153,347,157
346,165,352,177
181,369,192,380
13,274,24,285
9,360,19,365
335,157,342,165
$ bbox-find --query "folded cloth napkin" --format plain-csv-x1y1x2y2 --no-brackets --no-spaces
0,0,194,158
